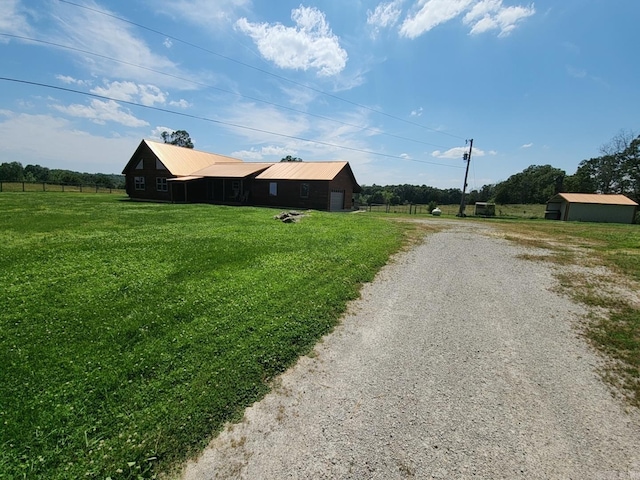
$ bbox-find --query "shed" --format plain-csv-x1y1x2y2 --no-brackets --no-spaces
474,202,496,217
545,193,638,224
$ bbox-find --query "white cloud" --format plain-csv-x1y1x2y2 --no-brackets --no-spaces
400,153,411,159
169,99,192,109
400,0,473,38
51,2,182,88
566,65,587,79
411,107,423,117
163,38,173,48
231,145,296,161
368,0,403,37
399,0,534,38
154,0,250,28
0,0,32,42
53,99,148,127
231,148,264,160
521,142,533,148
0,111,139,173
464,1,535,37
431,146,489,158
236,6,348,77
55,75,91,87
150,126,174,141
91,81,167,107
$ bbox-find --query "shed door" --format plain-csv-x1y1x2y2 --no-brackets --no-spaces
330,190,344,211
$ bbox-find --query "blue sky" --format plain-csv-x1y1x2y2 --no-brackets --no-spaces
1,0,638,189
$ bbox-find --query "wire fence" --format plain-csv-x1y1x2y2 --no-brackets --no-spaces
0,181,126,195
360,203,548,218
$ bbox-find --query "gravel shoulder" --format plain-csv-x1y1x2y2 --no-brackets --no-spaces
181,222,640,479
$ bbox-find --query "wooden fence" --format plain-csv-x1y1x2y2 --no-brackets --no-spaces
360,203,547,218
0,181,126,195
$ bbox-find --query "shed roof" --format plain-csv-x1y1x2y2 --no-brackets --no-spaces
125,139,243,176
255,161,350,181
192,162,274,178
550,193,638,206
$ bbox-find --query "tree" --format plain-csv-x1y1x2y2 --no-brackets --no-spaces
161,130,194,148
280,155,302,162
572,130,638,197
24,164,51,183
494,165,565,204
0,162,24,182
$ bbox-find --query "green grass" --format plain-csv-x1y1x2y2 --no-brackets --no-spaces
494,219,640,407
364,203,547,219
0,193,410,479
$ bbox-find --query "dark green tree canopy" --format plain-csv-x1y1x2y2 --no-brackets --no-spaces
161,130,194,148
494,165,565,204
280,155,302,162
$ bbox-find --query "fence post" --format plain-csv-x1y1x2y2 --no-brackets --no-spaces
42,182,45,192
22,182,25,192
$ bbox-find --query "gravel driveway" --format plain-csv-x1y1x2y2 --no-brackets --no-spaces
181,222,640,479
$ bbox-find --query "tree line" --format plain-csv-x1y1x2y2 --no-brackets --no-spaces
360,131,639,206
0,162,125,189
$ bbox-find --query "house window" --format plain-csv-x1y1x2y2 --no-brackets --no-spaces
300,183,309,198
134,176,145,190
156,177,168,192
135,159,143,169
269,182,277,196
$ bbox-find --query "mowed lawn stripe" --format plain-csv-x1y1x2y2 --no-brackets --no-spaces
0,193,408,479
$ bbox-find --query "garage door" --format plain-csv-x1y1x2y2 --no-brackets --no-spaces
330,190,344,211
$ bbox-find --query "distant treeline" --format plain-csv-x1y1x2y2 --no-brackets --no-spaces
360,131,640,206
358,184,491,206
0,162,125,189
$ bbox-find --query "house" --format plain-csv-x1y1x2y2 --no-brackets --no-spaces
122,139,361,211
545,193,638,224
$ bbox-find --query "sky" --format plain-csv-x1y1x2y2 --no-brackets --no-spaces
0,0,638,189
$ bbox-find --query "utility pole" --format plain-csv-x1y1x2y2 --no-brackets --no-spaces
457,138,473,217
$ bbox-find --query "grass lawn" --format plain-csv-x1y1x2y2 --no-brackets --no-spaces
0,193,410,479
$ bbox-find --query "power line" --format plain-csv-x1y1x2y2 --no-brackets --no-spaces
56,0,467,141
0,32,455,151
0,76,465,170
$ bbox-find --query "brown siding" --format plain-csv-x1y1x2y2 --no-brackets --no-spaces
123,142,173,201
252,180,331,210
328,168,356,209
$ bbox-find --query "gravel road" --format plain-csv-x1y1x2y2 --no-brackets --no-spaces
181,222,640,479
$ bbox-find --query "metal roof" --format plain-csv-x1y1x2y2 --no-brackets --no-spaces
144,140,243,176
551,193,638,206
166,176,204,182
255,161,349,181
192,163,274,178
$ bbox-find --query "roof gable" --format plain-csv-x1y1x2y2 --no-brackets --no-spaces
551,193,638,206
123,139,243,176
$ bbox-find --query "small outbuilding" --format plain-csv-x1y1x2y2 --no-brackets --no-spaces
545,193,638,224
474,202,496,217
